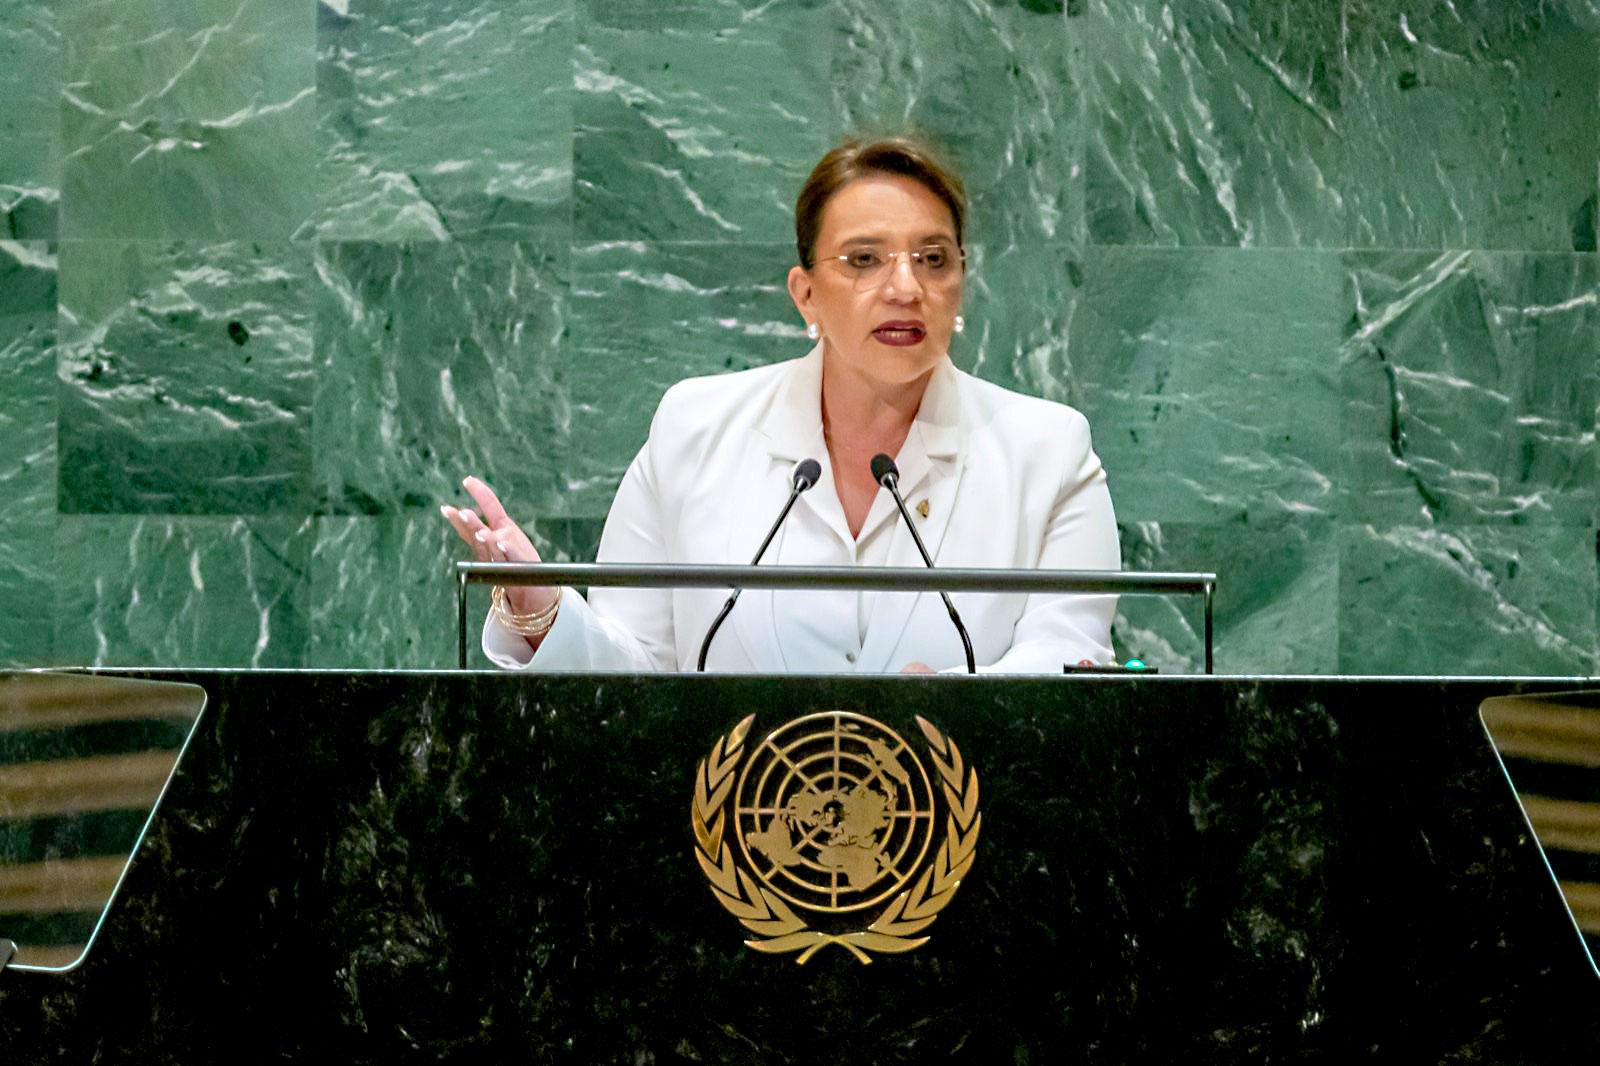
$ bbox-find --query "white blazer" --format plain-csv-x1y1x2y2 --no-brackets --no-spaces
484,345,1120,674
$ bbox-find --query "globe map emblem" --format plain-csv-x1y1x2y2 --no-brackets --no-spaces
735,711,936,913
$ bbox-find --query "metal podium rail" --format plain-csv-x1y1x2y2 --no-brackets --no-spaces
455,562,1217,673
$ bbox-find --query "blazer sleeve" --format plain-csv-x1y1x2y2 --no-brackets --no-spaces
481,420,679,673
979,407,1119,673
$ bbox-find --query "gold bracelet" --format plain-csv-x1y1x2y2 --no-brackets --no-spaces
491,585,562,638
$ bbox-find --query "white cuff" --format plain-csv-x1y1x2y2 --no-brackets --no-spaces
480,586,588,671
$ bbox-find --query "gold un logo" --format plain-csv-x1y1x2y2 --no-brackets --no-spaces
691,711,982,964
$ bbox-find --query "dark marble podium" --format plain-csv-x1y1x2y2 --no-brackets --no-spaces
3,672,1596,1063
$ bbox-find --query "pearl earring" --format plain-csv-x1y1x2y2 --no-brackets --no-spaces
806,322,820,341
953,314,965,335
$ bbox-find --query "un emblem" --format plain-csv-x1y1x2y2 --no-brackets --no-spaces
691,711,981,964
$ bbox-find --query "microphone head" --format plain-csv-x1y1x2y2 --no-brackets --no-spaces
870,453,899,486
792,458,822,492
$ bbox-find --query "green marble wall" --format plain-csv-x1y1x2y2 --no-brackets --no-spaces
1,0,1596,674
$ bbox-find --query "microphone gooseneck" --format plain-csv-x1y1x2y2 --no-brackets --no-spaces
696,459,821,672
871,453,978,674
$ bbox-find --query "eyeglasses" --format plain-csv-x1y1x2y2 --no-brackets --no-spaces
819,244,965,291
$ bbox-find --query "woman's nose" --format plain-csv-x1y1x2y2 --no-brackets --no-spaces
880,252,923,299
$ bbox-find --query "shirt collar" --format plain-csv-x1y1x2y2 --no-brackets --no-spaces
911,352,962,461
760,343,827,461
758,343,965,464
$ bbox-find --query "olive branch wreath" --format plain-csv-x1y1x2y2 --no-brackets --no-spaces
691,713,981,965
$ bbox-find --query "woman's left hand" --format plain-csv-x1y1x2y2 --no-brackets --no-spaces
441,476,553,617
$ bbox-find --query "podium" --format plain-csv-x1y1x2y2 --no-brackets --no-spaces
1,670,1596,1061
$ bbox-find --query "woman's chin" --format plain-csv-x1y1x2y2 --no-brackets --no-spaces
826,338,945,382
873,349,945,385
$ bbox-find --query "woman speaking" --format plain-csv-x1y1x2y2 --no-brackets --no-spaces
442,136,1120,673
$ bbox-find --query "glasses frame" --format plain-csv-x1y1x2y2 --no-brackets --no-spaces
818,244,967,291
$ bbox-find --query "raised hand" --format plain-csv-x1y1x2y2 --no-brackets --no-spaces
440,476,556,617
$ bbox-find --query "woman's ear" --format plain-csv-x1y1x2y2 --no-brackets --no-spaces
787,264,814,321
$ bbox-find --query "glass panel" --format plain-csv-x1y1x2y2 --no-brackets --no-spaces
0,672,206,972
1479,690,1600,978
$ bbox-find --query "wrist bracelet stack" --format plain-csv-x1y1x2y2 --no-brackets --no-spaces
491,585,562,638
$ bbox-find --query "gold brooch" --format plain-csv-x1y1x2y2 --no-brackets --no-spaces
691,710,981,964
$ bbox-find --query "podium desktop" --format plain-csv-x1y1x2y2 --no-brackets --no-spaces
1,563,1595,1062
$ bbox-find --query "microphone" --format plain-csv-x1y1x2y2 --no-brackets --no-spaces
871,453,977,674
696,459,822,671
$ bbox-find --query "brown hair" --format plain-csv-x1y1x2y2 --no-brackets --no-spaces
794,136,967,270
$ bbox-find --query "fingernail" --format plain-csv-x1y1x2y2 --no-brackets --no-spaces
439,505,453,518
474,529,490,542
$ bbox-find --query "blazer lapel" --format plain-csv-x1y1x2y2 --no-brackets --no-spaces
725,345,829,673
722,450,791,672
858,359,968,673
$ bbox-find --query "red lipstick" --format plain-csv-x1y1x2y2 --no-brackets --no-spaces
872,320,926,346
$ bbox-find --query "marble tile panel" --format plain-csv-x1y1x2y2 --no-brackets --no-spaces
308,515,458,669
0,242,58,666
1342,0,1600,252
0,2,61,238
576,0,1076,247
60,0,315,239
955,243,1082,407
312,241,568,519
1070,246,1343,522
1341,252,1598,525
57,240,315,514
828,0,1079,248
0,242,57,495
536,515,608,563
563,240,801,516
309,0,572,242
53,516,312,668
573,0,832,243
1112,517,1338,675
1338,523,1594,676
308,513,606,669
0,505,55,669
1080,0,1345,248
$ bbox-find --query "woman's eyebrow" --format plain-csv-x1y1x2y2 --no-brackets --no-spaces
833,231,955,247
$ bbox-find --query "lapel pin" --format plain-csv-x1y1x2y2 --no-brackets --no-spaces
916,499,930,519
